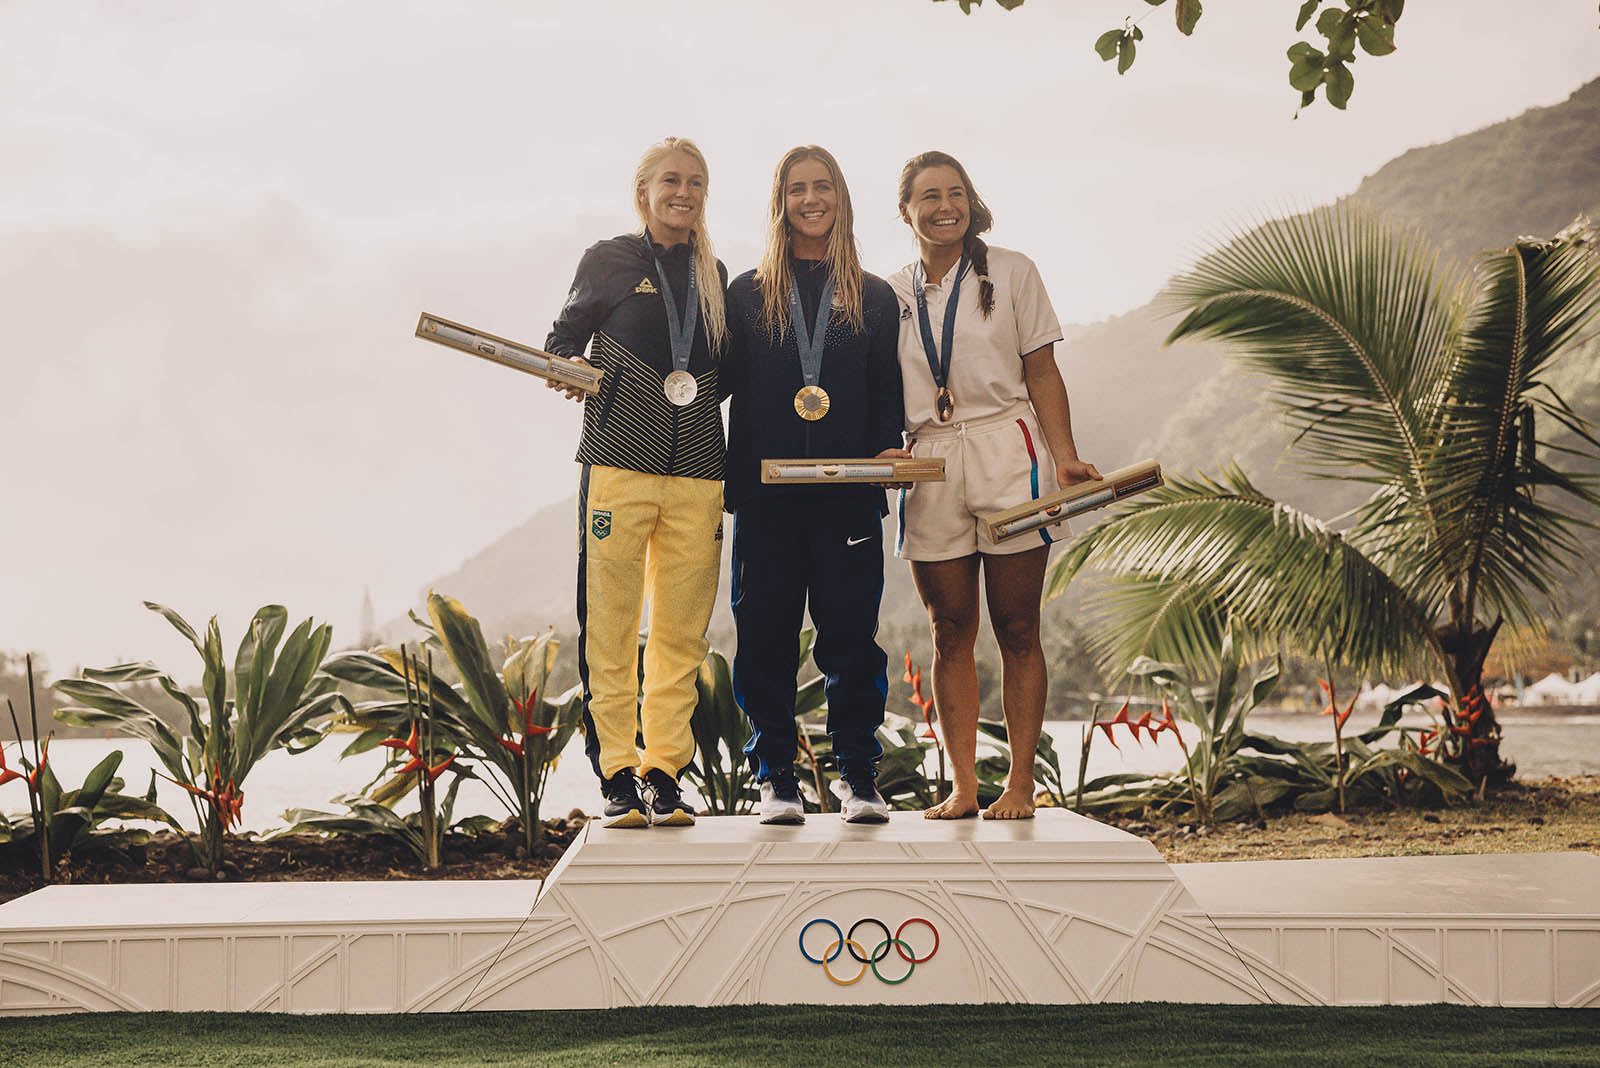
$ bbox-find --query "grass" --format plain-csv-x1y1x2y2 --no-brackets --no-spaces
4,1005,1597,1067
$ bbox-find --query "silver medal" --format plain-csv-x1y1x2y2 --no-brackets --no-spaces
663,369,698,406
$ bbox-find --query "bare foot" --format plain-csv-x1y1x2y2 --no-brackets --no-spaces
981,788,1036,820
923,789,979,820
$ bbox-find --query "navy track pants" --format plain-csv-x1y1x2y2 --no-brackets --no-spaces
730,495,888,782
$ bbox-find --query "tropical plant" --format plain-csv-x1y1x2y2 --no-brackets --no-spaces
1049,209,1600,787
322,593,582,852
53,602,348,871
278,650,469,869
684,647,757,816
1076,636,1474,821
0,748,181,863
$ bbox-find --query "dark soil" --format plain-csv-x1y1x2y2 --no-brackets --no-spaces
0,817,586,903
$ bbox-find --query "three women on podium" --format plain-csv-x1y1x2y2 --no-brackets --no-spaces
545,137,1096,828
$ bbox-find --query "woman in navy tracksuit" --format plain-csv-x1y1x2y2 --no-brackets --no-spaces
723,145,905,824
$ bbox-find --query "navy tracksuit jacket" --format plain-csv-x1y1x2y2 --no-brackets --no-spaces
723,259,904,781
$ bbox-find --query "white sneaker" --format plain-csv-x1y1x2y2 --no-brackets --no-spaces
832,775,889,824
759,776,805,825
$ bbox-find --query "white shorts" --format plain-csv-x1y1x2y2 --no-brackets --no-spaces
894,403,1063,561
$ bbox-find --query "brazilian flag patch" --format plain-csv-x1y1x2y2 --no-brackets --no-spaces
591,509,612,541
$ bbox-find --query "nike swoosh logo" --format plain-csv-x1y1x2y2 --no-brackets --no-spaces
846,536,872,546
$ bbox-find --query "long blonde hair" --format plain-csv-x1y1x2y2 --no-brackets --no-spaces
755,145,865,339
632,136,728,354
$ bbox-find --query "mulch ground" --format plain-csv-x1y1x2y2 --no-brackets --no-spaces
0,817,585,903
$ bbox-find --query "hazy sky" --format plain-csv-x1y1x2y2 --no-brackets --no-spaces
3,0,1598,676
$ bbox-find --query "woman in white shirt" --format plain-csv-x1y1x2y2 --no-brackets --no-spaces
886,150,1100,820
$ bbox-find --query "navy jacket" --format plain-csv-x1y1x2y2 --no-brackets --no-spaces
546,233,729,480
723,261,904,511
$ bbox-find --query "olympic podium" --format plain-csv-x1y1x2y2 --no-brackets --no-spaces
1,809,1597,1013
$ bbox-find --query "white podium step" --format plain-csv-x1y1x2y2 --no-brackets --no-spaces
0,880,536,1014
1,812,1595,1013
454,809,1306,1008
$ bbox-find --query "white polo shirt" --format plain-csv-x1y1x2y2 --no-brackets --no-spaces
888,245,1063,434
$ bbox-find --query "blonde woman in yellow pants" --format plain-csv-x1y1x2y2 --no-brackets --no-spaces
546,137,729,827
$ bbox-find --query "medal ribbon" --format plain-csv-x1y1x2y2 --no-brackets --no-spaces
787,269,836,388
653,251,700,374
914,251,968,394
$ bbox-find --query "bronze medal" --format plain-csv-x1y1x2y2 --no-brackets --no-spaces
936,386,955,423
794,385,830,422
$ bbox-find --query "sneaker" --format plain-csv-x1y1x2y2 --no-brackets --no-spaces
759,769,805,825
832,771,890,824
600,770,648,829
643,768,696,827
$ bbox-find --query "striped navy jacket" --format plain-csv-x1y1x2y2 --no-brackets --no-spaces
546,232,728,480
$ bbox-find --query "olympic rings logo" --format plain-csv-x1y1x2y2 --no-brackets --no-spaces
798,917,940,985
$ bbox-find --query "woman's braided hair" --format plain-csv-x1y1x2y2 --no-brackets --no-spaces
897,150,995,319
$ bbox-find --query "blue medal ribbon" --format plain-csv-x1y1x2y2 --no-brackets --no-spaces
653,251,700,374
787,268,836,388
914,251,967,396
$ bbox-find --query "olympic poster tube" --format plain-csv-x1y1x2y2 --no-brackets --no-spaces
415,313,603,394
981,459,1163,543
761,457,946,485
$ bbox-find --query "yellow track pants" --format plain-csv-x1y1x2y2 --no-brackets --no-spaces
577,464,723,779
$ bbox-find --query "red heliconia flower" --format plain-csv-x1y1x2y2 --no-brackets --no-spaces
396,755,426,776
1317,678,1332,699
1134,710,1153,740
498,736,525,759
1095,719,1122,751
0,745,22,788
381,722,421,758
1336,696,1355,730
26,737,50,790
425,756,455,783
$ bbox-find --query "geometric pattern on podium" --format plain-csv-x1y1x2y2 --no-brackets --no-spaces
448,810,1301,1009
1181,853,1600,1008
1,816,1594,1013
0,881,535,1015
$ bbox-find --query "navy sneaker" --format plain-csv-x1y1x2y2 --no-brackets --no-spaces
643,768,696,827
832,769,890,824
600,770,648,829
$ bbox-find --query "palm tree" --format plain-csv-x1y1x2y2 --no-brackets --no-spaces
1049,209,1600,786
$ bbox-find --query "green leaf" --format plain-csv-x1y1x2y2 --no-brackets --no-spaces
54,679,188,783
1356,13,1396,56
1174,0,1201,36
1375,0,1404,24
1295,0,1320,31
1117,33,1138,75
1094,29,1123,61
427,593,513,738
1288,46,1326,92
1324,60,1354,108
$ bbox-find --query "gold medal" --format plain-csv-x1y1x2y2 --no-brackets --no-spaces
936,386,955,423
663,370,698,406
794,385,830,421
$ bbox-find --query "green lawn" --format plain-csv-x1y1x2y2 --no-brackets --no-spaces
4,1005,1597,1067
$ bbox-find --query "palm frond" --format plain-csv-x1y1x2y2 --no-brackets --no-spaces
1052,466,1437,675
1429,234,1600,624
1163,205,1463,534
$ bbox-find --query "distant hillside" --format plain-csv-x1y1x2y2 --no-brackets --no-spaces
391,79,1600,685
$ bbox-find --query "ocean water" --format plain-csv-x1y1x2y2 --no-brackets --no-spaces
15,711,1597,834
